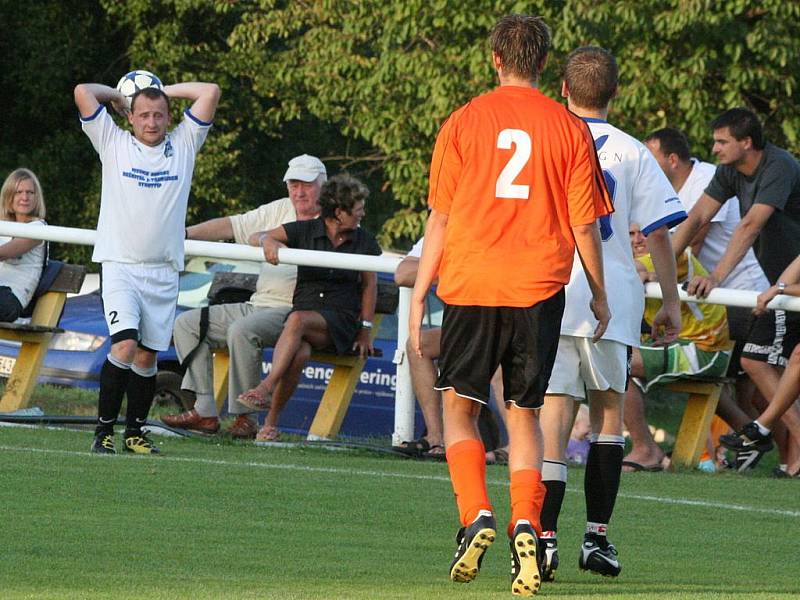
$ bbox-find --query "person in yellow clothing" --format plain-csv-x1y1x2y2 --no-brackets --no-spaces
622,224,733,471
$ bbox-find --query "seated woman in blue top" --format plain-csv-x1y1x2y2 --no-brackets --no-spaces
237,174,381,418
0,168,47,322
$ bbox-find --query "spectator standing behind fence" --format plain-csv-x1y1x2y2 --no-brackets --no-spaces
622,223,732,472
721,253,800,477
75,78,220,455
644,127,770,469
161,155,325,442
0,169,47,322
671,108,800,472
236,175,381,418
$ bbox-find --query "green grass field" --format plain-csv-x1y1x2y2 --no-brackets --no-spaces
1,422,798,600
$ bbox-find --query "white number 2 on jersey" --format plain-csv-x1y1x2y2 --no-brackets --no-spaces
495,129,531,199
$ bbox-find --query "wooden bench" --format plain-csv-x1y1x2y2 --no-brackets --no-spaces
0,262,87,413
664,376,732,469
206,272,398,440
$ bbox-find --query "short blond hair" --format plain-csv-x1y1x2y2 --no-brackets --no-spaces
1,168,46,221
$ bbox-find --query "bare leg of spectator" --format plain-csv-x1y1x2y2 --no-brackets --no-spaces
405,328,444,449
241,311,330,408
742,354,800,442
259,341,312,440
622,382,666,470
715,383,751,431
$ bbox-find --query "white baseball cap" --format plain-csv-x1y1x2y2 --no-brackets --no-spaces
283,154,327,183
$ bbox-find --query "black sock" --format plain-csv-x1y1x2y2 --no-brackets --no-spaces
95,358,131,435
541,459,567,534
584,437,624,537
124,371,156,436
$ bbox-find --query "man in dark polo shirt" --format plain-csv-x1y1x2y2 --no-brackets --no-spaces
672,107,800,469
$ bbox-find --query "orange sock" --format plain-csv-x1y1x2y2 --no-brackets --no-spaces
508,469,544,537
446,439,492,526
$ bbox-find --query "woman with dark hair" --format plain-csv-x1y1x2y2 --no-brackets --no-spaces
0,168,47,322
238,174,382,440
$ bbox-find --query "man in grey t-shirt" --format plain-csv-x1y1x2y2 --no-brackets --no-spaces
672,108,800,473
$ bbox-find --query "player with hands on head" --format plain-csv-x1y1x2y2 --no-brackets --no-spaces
75,73,220,455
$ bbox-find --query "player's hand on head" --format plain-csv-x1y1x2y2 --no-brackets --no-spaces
589,297,611,343
110,94,130,117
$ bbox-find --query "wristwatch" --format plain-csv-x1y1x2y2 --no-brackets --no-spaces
777,282,787,294
360,320,373,330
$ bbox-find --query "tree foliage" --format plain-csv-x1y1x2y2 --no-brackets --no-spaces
2,1,800,257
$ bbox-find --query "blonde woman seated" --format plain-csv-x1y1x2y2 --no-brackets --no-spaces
0,169,47,322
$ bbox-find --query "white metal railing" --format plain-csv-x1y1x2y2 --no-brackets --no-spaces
2,221,800,446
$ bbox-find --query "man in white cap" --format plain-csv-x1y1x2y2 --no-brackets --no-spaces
162,154,326,440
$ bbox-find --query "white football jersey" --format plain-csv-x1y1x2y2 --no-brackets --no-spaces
559,118,687,346
678,159,769,292
81,106,211,271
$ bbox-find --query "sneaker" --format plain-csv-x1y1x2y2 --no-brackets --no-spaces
720,422,774,453
225,415,258,439
123,432,161,455
538,534,559,582
91,432,115,454
449,510,496,583
578,537,621,577
509,520,541,596
161,409,220,434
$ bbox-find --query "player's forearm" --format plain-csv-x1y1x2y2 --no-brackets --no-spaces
709,220,760,284
412,210,447,302
571,222,607,303
646,226,680,305
74,83,123,117
163,82,221,123
186,217,234,242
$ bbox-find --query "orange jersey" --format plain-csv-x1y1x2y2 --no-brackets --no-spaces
428,86,613,307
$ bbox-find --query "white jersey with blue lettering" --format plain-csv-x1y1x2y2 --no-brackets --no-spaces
559,118,687,346
81,106,211,271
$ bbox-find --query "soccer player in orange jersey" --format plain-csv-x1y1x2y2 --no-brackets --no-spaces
409,15,613,596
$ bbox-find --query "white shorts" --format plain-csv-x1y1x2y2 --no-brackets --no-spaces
101,262,179,351
545,336,630,400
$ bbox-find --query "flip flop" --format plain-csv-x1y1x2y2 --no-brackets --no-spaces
392,438,431,457
237,388,271,411
422,444,446,461
255,424,280,442
622,459,664,472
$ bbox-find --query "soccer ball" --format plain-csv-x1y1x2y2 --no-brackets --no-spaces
115,70,163,109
